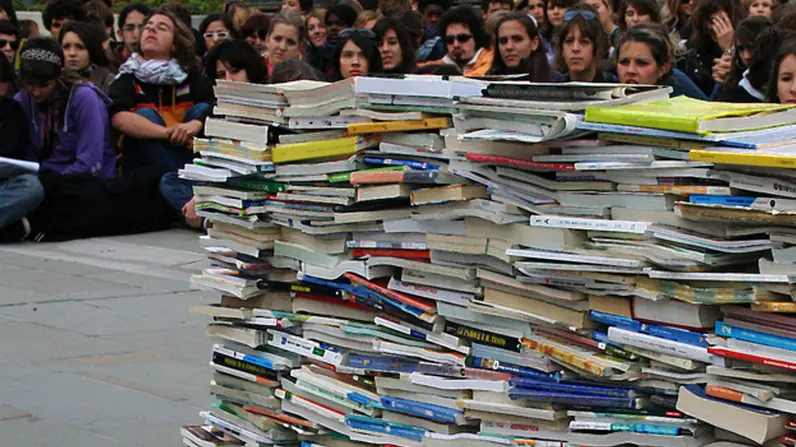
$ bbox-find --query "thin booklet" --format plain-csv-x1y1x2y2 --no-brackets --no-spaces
0,156,39,179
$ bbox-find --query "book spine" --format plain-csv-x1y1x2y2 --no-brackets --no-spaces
349,171,406,184
345,273,437,313
522,338,607,376
569,421,680,435
362,156,441,171
466,355,559,381
345,416,426,441
465,152,575,171
211,352,279,381
380,396,462,424
508,388,642,409
751,302,796,312
530,216,648,233
690,150,796,168
707,346,796,372
348,354,420,373
350,247,431,259
510,378,635,398
716,321,796,352
276,388,347,423
347,117,450,135
607,327,717,363
445,321,522,352
267,330,344,366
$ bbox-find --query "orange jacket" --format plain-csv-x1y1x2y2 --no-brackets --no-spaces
463,48,494,77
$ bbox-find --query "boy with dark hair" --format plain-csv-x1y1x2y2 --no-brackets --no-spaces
418,0,450,30
114,2,151,64
481,0,512,19
438,5,493,75
0,19,18,65
42,0,87,38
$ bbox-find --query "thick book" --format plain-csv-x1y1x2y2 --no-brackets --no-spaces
585,97,796,134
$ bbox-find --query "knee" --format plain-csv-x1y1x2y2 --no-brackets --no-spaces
12,174,44,207
185,103,210,121
135,108,165,124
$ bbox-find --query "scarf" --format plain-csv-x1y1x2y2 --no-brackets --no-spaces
117,52,188,85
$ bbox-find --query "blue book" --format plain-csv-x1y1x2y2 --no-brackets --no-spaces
380,396,463,425
348,354,420,373
467,356,559,381
509,388,645,409
298,275,354,294
509,378,636,398
362,156,441,171
689,195,756,206
592,330,625,348
591,311,707,347
716,320,796,352
345,415,426,440
590,311,641,331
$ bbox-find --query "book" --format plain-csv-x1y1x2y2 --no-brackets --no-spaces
347,117,450,135
271,137,376,164
410,185,488,206
585,97,796,134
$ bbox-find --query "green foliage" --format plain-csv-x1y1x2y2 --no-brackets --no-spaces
21,0,224,14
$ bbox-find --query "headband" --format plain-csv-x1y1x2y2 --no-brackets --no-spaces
21,48,63,67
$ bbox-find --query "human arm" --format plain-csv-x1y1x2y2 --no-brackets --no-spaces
61,88,108,176
108,74,169,140
711,53,732,84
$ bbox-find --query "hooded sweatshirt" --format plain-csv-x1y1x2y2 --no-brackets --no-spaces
15,82,117,179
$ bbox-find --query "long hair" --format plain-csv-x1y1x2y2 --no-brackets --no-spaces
373,16,417,74
688,0,741,52
138,9,197,74
615,23,674,81
726,15,772,87
19,36,82,89
554,3,609,72
766,38,796,102
58,21,109,68
269,9,306,44
542,0,578,41
0,0,17,27
618,0,661,30
204,39,268,84
488,12,551,81
332,30,383,80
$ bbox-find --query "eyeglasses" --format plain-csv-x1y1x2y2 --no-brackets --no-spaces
0,38,18,50
444,33,473,45
563,10,597,21
203,31,230,39
338,28,376,39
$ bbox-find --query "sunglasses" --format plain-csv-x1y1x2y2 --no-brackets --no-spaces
563,10,597,21
338,28,376,39
204,31,230,39
445,33,473,45
0,38,18,50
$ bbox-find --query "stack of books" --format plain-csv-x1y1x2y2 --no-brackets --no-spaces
182,79,796,447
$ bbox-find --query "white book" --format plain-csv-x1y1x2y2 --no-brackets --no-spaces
287,115,370,129
481,420,567,441
267,330,345,366
383,218,468,235
300,261,394,281
455,399,563,422
388,277,473,306
291,366,381,402
409,372,507,392
373,339,465,366
607,327,722,364
574,160,712,171
402,268,482,294
275,156,359,176
205,116,269,144
646,270,790,282
530,215,649,234
507,248,643,268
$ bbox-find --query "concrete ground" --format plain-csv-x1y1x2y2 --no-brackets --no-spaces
0,229,215,446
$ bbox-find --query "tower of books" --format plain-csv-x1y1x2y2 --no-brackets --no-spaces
181,77,796,447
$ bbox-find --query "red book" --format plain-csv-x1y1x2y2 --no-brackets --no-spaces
707,346,796,372
351,248,431,259
466,152,575,171
344,273,436,313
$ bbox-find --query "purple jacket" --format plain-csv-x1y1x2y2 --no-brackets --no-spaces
15,82,116,180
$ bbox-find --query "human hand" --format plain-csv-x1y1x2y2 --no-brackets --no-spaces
181,196,202,229
711,11,734,52
167,120,203,147
712,53,732,83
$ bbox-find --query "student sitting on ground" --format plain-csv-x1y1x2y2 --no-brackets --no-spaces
553,4,617,82
109,9,213,174
59,21,116,93
488,12,552,80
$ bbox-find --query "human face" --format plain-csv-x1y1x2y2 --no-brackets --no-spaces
749,0,772,16
61,31,90,72
25,79,57,104
0,81,8,97
49,17,70,39
119,10,146,53
529,0,545,23
339,39,369,78
445,23,477,66
736,39,753,68
379,28,403,71
247,31,269,55
282,0,305,13
215,60,250,82
678,0,693,22
0,33,17,64
267,23,301,66
204,20,231,52
486,1,512,18
777,54,796,104
547,4,568,27
617,41,664,84
585,0,614,33
326,13,347,45
141,14,176,60
498,20,539,68
423,4,445,30
562,25,595,73
624,5,651,27
307,16,328,47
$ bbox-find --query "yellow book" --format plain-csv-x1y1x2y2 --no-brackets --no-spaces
597,133,710,150
689,149,796,169
751,302,796,312
585,96,796,134
346,117,450,135
271,137,360,164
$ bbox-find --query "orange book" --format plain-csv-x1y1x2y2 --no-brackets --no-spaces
349,170,406,184
705,385,746,403
344,272,437,313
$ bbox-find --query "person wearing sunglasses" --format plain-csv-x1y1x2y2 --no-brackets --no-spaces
488,12,552,80
438,5,494,76
333,28,383,80
554,5,617,82
0,19,18,65
199,13,236,57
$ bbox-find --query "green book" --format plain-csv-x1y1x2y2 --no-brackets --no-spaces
227,177,287,193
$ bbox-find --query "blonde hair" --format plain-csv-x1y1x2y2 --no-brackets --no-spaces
354,10,383,27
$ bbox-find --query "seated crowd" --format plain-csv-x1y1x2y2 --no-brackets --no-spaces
1,0,796,242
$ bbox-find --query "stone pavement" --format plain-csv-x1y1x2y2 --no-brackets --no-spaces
0,229,215,446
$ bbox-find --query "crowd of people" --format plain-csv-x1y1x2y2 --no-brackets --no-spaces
0,0,796,242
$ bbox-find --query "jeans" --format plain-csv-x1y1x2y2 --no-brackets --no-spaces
159,172,194,213
0,174,44,229
123,103,210,173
